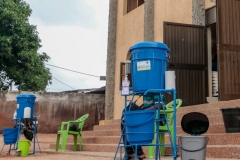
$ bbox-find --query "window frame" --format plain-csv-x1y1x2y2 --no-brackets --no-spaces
127,0,144,13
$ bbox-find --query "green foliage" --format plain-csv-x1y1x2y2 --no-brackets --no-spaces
0,0,52,91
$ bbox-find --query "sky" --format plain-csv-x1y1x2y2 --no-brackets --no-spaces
21,0,109,92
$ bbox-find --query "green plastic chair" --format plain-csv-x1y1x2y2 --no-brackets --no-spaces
56,113,89,152
148,99,182,158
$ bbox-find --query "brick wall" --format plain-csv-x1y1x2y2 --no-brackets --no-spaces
0,91,105,133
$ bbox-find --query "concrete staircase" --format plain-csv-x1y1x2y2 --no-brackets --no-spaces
49,101,240,159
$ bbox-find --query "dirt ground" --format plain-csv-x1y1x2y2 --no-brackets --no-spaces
0,153,112,160
0,134,237,160
0,134,112,160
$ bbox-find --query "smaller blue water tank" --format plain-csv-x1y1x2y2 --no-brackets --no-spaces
3,128,18,144
130,41,170,92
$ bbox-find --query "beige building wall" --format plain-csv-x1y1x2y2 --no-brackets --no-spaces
205,0,216,9
114,0,144,119
155,0,192,42
113,0,216,119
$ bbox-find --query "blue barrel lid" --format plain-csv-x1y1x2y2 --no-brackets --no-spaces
17,94,36,98
129,41,170,52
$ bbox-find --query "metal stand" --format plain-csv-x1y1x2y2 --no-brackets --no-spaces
0,144,15,155
14,116,41,154
114,89,178,160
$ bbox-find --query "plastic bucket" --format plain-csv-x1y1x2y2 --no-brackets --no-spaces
122,110,156,144
130,41,170,92
180,136,209,160
3,128,18,144
221,107,240,133
18,140,30,157
16,94,36,119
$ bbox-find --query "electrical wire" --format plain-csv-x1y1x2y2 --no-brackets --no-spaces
46,88,68,91
45,63,100,78
52,76,75,90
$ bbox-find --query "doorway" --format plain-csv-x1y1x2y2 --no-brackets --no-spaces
207,23,218,100
163,22,207,106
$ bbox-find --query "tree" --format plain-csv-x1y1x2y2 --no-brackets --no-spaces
0,0,52,91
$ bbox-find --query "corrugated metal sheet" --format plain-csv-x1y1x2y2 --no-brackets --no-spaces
164,22,207,106
164,24,206,65
218,0,240,100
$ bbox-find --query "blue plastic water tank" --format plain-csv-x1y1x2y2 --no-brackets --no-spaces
130,41,170,92
16,94,36,119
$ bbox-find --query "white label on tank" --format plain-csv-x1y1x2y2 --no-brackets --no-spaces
137,60,151,71
17,104,19,108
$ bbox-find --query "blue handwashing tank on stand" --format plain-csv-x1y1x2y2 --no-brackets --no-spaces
16,94,36,119
130,41,170,93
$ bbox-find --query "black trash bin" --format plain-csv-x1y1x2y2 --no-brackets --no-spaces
180,112,209,160
220,107,240,133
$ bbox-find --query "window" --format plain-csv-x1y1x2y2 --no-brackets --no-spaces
127,0,144,13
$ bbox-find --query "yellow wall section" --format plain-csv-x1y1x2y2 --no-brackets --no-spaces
154,0,192,42
205,0,216,9
113,0,216,119
114,0,144,119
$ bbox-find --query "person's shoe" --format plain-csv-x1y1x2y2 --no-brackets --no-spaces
138,154,146,160
126,156,134,160
126,153,134,160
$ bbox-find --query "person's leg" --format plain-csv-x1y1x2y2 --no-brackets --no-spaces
121,120,134,156
136,146,144,155
121,117,146,159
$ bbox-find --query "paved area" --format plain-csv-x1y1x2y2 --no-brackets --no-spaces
1,149,238,160
0,134,238,160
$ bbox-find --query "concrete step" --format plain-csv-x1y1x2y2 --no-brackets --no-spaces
82,133,240,145
164,144,240,159
201,133,240,145
177,115,224,126
163,133,240,145
94,115,225,132
108,119,121,124
54,132,240,147
177,108,223,118
44,149,240,160
177,123,226,134
99,119,120,125
97,109,225,125
51,143,118,152
86,123,226,137
82,136,120,144
82,130,121,137
52,143,150,154
177,100,240,113
94,124,120,131
50,143,240,159
104,112,224,124
83,100,240,159
50,99,240,160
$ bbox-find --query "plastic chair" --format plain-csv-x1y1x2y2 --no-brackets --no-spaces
148,99,182,158
56,114,89,152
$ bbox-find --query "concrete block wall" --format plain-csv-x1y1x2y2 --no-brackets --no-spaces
0,91,105,133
